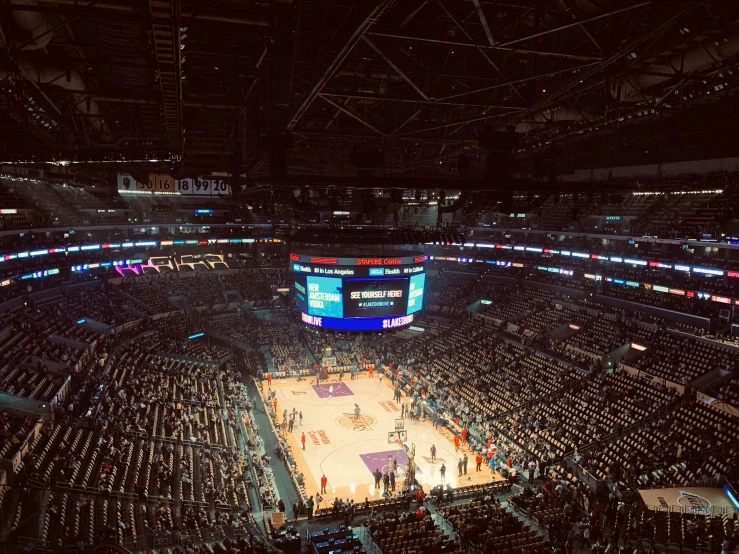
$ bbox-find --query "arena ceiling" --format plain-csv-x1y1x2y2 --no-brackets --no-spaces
1,0,739,182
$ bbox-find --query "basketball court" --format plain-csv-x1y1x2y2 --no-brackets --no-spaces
265,375,502,509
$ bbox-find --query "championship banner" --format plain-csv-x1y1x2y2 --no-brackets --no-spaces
117,173,231,196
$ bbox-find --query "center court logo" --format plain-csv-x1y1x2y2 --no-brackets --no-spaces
337,413,376,431
677,491,712,515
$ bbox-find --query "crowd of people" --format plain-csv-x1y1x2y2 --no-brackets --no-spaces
0,242,738,554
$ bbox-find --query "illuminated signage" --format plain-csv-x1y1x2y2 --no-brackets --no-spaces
610,257,622,263
300,311,414,331
624,258,647,266
631,343,647,351
669,288,685,296
692,267,723,276
674,265,690,272
653,285,669,293
728,272,739,278
188,332,205,340
311,257,339,264
0,209,18,214
569,324,580,331
711,295,731,304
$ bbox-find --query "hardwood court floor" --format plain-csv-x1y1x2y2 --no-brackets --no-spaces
265,374,504,510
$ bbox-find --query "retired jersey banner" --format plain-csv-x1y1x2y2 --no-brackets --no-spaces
638,487,737,515
117,174,231,196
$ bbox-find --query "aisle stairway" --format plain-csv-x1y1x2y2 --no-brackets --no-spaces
261,346,277,373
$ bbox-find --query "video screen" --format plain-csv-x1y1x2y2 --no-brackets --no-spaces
306,276,344,318
294,273,308,313
343,277,409,318
406,273,425,315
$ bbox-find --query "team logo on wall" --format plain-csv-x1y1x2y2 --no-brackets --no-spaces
677,491,712,515
337,413,376,431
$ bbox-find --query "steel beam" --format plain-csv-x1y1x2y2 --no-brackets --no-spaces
319,92,524,110
148,0,183,146
389,108,423,136
436,1,523,101
400,0,428,29
500,4,700,131
362,37,429,101
472,0,495,46
499,2,652,48
555,0,601,53
317,95,387,136
368,33,603,61
286,0,398,131
395,109,522,137
290,130,470,144
435,61,600,101
31,0,270,26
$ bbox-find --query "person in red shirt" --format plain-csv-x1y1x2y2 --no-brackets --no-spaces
368,365,374,378
475,454,483,472
506,456,512,468
301,432,306,450
320,474,328,494
453,435,460,452
461,428,467,444
266,372,272,389
273,399,277,413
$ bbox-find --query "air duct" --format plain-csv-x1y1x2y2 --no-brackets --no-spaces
10,0,52,50
515,106,590,133
610,33,739,102
9,0,113,141
19,61,114,141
